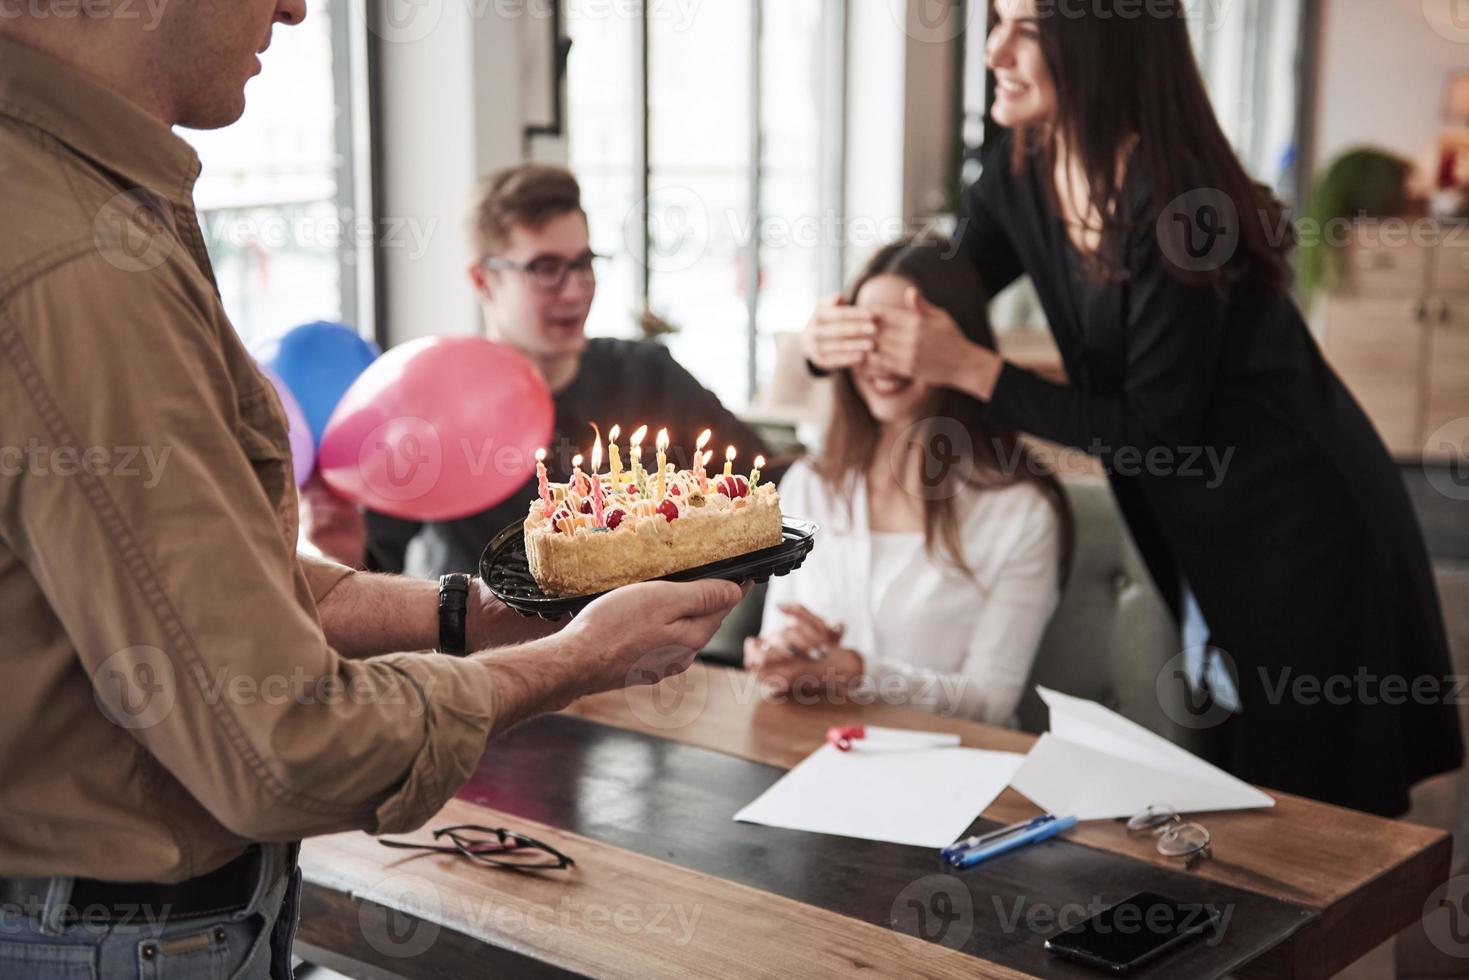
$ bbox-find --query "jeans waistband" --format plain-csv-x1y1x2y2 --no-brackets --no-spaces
0,842,300,937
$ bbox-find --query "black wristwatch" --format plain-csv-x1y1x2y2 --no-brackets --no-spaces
437,573,472,656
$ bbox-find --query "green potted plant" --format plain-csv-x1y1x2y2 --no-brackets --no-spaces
1298,148,1413,310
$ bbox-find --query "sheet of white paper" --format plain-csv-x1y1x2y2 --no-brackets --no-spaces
734,728,1023,848
1008,688,1274,820
847,726,962,751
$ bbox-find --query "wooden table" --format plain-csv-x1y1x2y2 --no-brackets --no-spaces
296,663,1450,979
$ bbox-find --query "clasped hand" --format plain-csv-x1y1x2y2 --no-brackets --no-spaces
743,603,864,696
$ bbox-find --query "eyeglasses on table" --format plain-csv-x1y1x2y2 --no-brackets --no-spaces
378,824,575,872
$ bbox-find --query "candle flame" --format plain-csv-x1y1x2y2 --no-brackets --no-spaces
535,447,547,462
631,424,648,447
754,455,765,468
609,424,621,443
725,445,736,462
591,431,603,471
656,428,669,451
572,454,583,468
696,429,712,451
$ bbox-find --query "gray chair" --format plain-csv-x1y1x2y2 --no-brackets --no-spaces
700,476,1201,754
1016,478,1203,756
700,580,770,668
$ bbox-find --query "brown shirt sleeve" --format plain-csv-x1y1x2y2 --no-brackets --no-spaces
0,252,503,841
298,552,356,604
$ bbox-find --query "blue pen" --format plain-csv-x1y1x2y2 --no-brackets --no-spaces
948,815,1078,869
940,815,1055,862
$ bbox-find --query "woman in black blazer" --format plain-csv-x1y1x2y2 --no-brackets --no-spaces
804,0,1462,816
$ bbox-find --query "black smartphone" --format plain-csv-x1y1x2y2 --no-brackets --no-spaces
1043,891,1221,974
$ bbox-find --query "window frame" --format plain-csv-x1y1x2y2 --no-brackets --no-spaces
613,0,848,404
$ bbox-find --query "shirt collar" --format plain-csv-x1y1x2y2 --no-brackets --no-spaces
0,35,201,206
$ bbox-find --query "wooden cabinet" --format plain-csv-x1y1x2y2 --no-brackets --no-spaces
1316,221,1469,459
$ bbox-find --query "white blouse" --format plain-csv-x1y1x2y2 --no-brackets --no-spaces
763,460,1063,726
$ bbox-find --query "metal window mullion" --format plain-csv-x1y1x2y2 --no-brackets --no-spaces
331,0,356,331
362,0,389,349
1239,0,1264,173
333,0,376,341
746,0,764,403
635,0,651,309
819,0,848,294
1292,0,1320,209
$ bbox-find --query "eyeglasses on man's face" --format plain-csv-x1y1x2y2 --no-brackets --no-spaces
481,251,605,293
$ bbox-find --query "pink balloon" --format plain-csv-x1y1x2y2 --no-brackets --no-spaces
258,363,316,487
317,336,553,521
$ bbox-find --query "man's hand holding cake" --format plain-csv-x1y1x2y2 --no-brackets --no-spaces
525,425,781,598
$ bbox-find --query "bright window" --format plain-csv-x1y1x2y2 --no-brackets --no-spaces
568,0,844,411
181,0,373,351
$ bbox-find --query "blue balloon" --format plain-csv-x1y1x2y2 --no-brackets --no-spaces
254,321,381,446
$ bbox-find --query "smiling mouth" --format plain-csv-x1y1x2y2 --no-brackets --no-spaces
996,76,1029,97
546,315,584,333
865,374,913,396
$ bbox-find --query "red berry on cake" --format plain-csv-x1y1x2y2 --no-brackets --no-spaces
606,508,626,530
670,485,681,496
717,475,749,499
657,498,679,522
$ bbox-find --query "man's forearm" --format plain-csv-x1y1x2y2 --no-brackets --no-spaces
315,570,564,659
473,634,588,739
315,570,439,658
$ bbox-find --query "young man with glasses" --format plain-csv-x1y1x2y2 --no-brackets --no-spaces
340,165,773,578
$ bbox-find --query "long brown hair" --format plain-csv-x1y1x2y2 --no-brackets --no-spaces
817,236,1073,580
1009,0,1292,290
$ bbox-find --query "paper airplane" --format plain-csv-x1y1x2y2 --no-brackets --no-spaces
1009,687,1274,820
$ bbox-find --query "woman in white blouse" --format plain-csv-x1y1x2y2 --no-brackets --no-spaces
745,235,1072,726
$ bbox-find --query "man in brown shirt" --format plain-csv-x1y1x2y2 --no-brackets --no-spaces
0,4,742,976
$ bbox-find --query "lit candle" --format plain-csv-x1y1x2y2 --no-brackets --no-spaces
693,429,712,487
571,453,584,498
630,424,647,493
750,454,765,488
535,447,552,515
608,424,623,487
723,445,736,478
589,432,606,527
655,428,669,502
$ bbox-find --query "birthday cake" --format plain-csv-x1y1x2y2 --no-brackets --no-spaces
524,429,782,598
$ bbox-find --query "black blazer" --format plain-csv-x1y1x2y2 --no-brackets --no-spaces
962,132,1461,816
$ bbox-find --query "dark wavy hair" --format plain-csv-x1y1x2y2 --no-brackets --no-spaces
816,236,1073,580
1007,0,1292,289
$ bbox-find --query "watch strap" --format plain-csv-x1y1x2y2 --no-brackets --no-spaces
437,573,471,656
